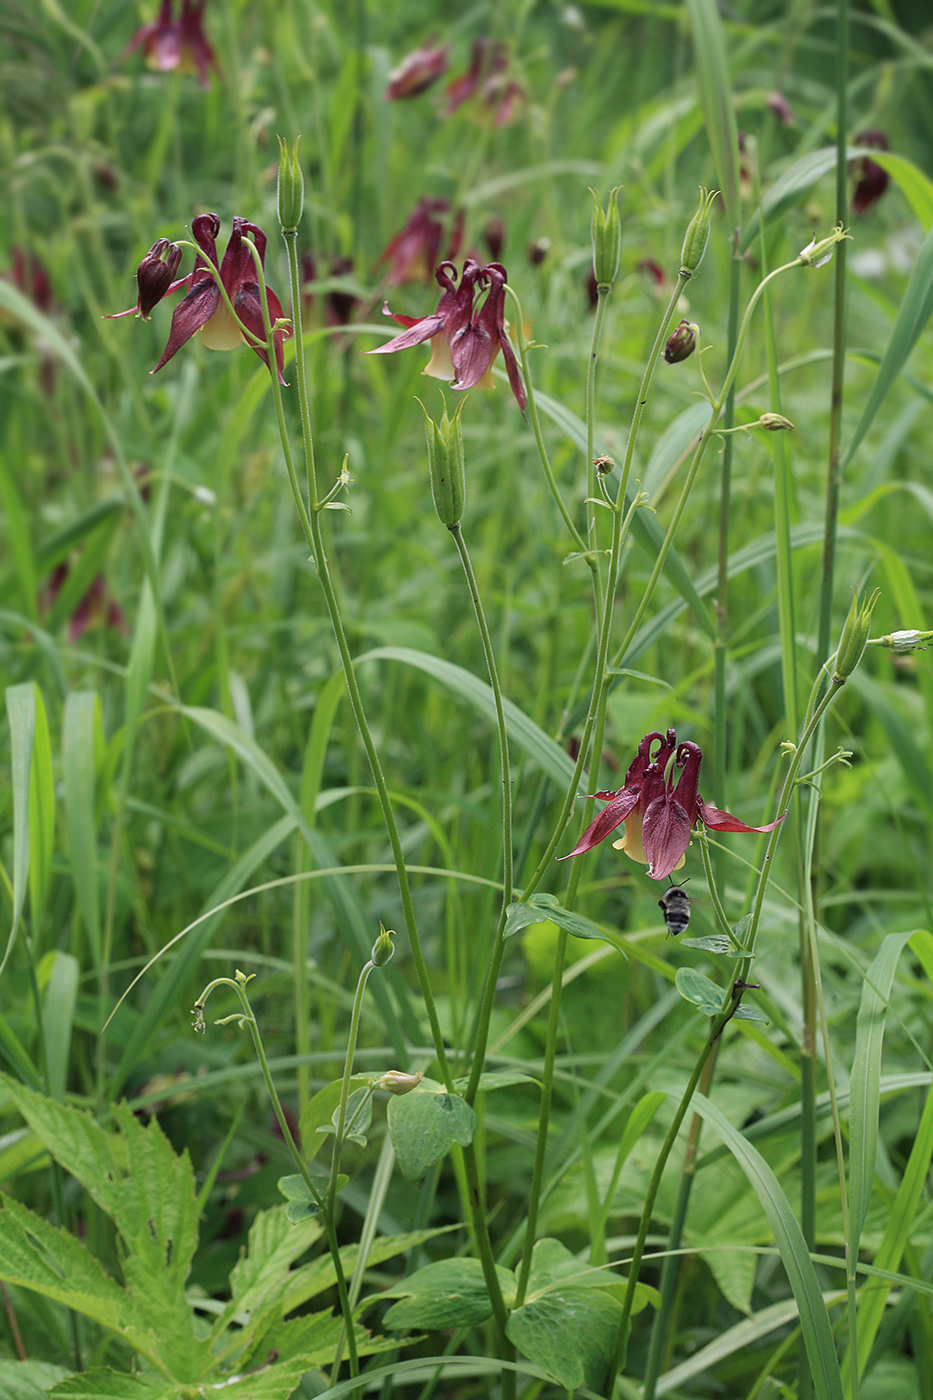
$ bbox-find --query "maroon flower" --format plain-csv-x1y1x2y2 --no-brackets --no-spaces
377,198,463,286
851,131,890,216
135,238,183,319
368,257,526,411
110,214,291,383
560,731,783,881
122,0,219,88
445,38,522,126
386,39,449,100
42,564,127,643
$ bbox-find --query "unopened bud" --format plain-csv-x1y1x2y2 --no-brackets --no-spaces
798,224,849,269
277,136,305,233
371,923,396,967
418,396,466,528
680,187,718,278
663,319,696,364
136,239,182,319
590,187,622,289
834,586,881,681
758,413,794,431
872,628,931,654
375,1070,424,1096
593,455,615,475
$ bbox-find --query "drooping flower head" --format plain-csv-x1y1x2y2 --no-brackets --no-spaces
109,214,292,383
560,730,783,881
386,39,450,100
445,38,524,127
121,0,219,89
851,130,890,216
368,257,526,411
377,198,463,286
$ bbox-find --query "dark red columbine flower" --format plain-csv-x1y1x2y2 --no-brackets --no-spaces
445,37,522,126
368,257,526,411
386,39,450,99
851,130,890,215
559,730,783,881
377,198,463,286
122,0,219,88
110,214,291,383
42,564,128,643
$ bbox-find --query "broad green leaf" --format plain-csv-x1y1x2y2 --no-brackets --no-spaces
687,1091,844,1400
219,1205,324,1331
0,1360,69,1399
63,692,103,965
675,967,723,1016
687,0,740,227
382,1257,515,1330
298,1078,369,1163
507,1283,621,1393
280,1227,452,1317
848,930,916,1248
284,1198,325,1224
387,1078,478,1181
844,221,933,470
3,683,36,976
27,684,54,936
520,1236,618,1292
48,1373,168,1399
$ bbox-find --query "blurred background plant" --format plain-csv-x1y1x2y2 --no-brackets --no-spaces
2,1,933,1397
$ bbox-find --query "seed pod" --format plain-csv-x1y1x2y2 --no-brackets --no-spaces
419,397,466,529
680,187,718,279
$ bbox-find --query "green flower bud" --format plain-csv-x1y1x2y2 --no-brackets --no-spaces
680,187,718,279
375,1070,424,1095
758,413,794,431
590,187,622,290
418,396,466,529
371,923,396,967
277,136,304,233
834,586,881,681
798,224,850,269
663,319,697,364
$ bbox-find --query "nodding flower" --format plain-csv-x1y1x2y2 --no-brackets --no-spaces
368,257,526,412
109,214,292,384
559,730,783,881
121,0,219,89
385,39,449,100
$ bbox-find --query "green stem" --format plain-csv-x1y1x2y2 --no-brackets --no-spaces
195,974,358,1379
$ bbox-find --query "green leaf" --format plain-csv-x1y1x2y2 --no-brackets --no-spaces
48,1373,169,1399
298,1078,368,1164
284,1198,324,1224
848,932,915,1250
503,893,623,951
675,967,723,1016
3,682,36,976
382,1257,515,1329
687,0,740,227
218,1205,325,1331
357,648,575,790
680,935,737,954
844,220,933,470
452,1070,537,1093
0,1360,70,1400
27,684,54,936
687,1091,845,1400
40,952,79,1102
387,1078,478,1181
63,692,104,964
507,1282,621,1393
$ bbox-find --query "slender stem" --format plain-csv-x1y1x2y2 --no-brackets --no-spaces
713,230,742,818
267,230,454,1091
328,960,375,1215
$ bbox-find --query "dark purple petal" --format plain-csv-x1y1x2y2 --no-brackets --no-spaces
234,283,291,383
136,238,183,318
367,313,445,355
557,788,641,860
641,795,692,881
152,278,219,372
179,0,219,89
669,741,703,823
696,798,784,835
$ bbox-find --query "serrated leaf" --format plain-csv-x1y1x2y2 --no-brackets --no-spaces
48,1371,168,1399
680,935,736,954
382,1257,515,1329
0,1359,70,1400
387,1078,477,1181
507,1285,621,1393
221,1205,325,1330
675,967,723,1016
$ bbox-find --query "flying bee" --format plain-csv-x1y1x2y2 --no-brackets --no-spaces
659,880,690,937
